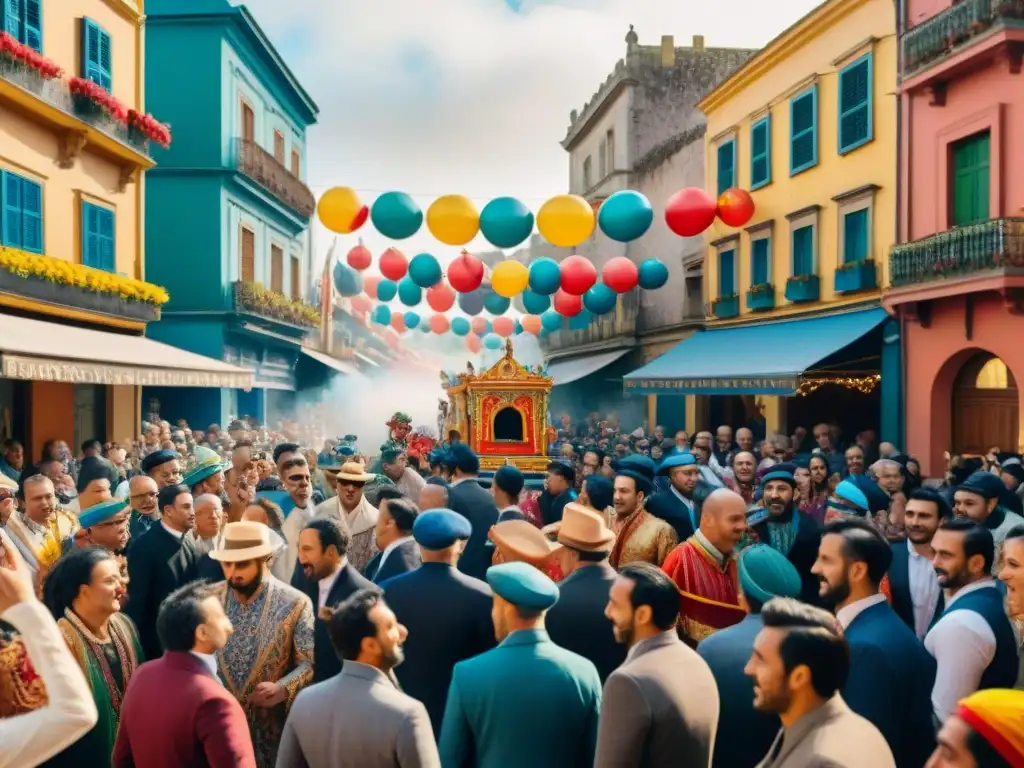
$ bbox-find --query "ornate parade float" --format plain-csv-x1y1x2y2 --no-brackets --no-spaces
440,339,552,472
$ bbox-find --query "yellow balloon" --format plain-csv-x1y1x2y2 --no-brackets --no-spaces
427,195,480,246
537,194,595,247
317,187,368,234
491,260,529,298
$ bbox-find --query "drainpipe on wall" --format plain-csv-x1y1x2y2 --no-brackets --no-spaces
894,0,908,451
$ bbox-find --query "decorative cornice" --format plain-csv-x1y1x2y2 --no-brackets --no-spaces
710,233,741,248
745,219,775,234
785,204,822,221
832,183,881,203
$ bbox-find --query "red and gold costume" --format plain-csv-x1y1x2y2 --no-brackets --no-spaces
609,508,679,569
661,535,745,643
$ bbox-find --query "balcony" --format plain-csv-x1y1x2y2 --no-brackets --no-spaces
712,294,740,319
889,218,1024,287
233,280,320,330
234,138,316,219
747,283,776,311
785,275,821,303
834,259,878,294
901,0,1024,79
543,287,638,353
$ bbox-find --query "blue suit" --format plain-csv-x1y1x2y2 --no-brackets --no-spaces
447,479,500,581
439,628,601,768
842,600,936,768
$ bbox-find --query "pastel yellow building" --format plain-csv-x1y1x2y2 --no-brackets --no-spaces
0,0,248,456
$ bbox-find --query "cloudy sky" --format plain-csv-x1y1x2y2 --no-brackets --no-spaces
243,0,824,274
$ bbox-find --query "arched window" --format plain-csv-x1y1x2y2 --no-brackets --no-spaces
493,406,525,441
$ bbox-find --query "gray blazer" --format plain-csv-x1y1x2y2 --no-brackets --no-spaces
756,695,896,768
276,661,440,768
594,631,720,768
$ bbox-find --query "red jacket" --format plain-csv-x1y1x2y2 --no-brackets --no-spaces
112,651,255,768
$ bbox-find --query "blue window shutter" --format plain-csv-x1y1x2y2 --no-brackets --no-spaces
719,249,735,296
752,239,770,284
838,54,872,154
98,208,115,271
2,172,23,249
19,177,42,253
751,115,771,190
82,18,102,86
23,0,40,51
82,201,99,267
717,140,735,195
843,210,869,263
3,0,23,42
97,26,112,90
790,86,818,175
792,226,814,276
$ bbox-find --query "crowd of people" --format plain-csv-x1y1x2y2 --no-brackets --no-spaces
0,410,1023,768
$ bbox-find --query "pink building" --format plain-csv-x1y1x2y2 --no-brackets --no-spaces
884,1,1024,476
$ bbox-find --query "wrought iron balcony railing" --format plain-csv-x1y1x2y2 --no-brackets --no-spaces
901,0,1024,77
234,138,316,219
889,218,1024,287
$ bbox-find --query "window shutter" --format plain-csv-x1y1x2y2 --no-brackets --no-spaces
82,18,99,84
751,117,770,188
23,0,40,51
20,177,42,253
241,228,255,282
290,149,300,177
717,141,735,195
273,132,284,164
3,172,23,248
98,26,112,90
242,103,255,142
4,0,23,42
839,56,871,153
291,256,301,300
82,202,99,267
790,88,817,173
271,245,284,293
719,249,735,296
843,210,868,263
752,239,769,284
792,226,813,276
98,207,115,271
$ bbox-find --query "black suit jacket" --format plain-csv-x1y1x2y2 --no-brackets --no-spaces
365,539,421,584
125,524,199,661
888,539,944,637
381,562,495,735
447,478,499,581
545,563,626,683
300,563,375,683
645,489,698,542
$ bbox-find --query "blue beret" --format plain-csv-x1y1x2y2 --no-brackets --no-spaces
447,442,479,474
494,465,524,496
79,497,129,528
413,508,471,549
847,474,890,513
141,450,179,474
834,479,870,510
613,453,657,478
760,468,796,487
657,451,696,475
486,562,559,610
959,470,1005,501
739,544,802,605
428,448,447,466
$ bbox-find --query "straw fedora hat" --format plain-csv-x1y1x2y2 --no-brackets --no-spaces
555,502,616,552
488,519,558,566
210,521,274,562
326,460,375,483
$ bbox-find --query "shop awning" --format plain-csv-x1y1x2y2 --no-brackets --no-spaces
623,307,888,396
0,313,253,389
300,348,366,379
547,349,631,386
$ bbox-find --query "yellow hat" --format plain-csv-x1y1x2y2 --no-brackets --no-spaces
0,474,17,492
957,689,1024,766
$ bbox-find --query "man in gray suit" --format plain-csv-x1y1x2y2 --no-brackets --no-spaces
276,589,440,768
595,563,720,768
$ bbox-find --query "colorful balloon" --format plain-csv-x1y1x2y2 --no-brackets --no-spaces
717,187,756,228
332,261,362,297
528,257,561,295
521,314,542,335
372,305,391,325
553,289,583,317
376,278,397,302
318,187,368,234
602,256,639,293
398,277,422,307
540,310,564,332
450,317,471,336
514,320,524,335
420,323,431,334
471,317,489,335
371,192,422,240
408,253,442,288
447,251,485,293
480,197,534,248
346,243,372,271
458,289,485,316
466,333,482,353
583,283,617,315
483,333,503,350
364,275,381,300
638,259,669,290
665,187,717,237
492,317,515,337
483,291,511,316
391,313,406,333
569,309,593,331
425,283,456,312
537,194,595,247
379,247,408,281
490,260,529,298
598,190,653,242
426,195,480,246
521,290,551,315
403,311,420,329
430,314,450,334
559,255,597,296
350,295,372,314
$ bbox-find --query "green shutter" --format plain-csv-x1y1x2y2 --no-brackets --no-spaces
82,201,99,267
2,172,23,248
838,54,872,154
3,0,22,42
751,115,771,190
952,132,990,226
752,238,770,284
717,140,735,195
82,18,111,89
790,86,818,175
97,26,112,90
23,0,40,51
843,209,869,263
792,226,813,276
97,207,115,271
719,249,735,296
19,177,42,253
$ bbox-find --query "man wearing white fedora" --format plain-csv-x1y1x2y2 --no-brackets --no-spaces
314,461,380,574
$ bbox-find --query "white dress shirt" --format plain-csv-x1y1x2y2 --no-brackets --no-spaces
907,540,942,640
377,535,413,575
317,562,343,610
0,601,98,768
924,579,999,723
190,650,219,679
836,593,887,630
278,504,313,583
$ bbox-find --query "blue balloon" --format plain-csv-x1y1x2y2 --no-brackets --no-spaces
598,190,654,243
408,253,442,288
483,291,511,315
583,282,617,315
569,309,593,331
637,259,669,290
451,317,471,336
483,333,503,350
398,277,422,307
404,311,421,329
458,289,485,316
521,290,550,315
541,310,564,332
332,261,362,297
480,319,493,335
376,278,397,302
514,320,524,335
370,192,422,240
480,197,534,248
528,258,561,296
372,305,391,325
420,323,431,333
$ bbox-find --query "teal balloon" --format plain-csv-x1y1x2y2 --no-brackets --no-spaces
332,261,362,297
408,253,442,288
583,283,617,315
569,309,593,331
404,311,421,329
598,190,654,243
637,259,669,290
541,310,564,332
514,320,524,335
420,323,431,333
521,290,550,315
370,192,422,240
481,319,493,334
458,289,484,316
377,279,397,302
483,291,511,315
480,197,534,248
483,333,503,350
528,258,561,295
372,305,391,325
451,317,471,336
398,277,422,306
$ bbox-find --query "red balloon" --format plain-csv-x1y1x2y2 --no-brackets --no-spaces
466,333,482,353
471,317,488,335
521,314,542,335
602,256,639,293
364,275,381,300
447,250,484,293
430,314,450,334
559,254,597,296
492,317,515,337
426,283,456,312
553,289,583,317
350,295,371,313
717,188,756,228
379,247,408,281
346,244,372,271
665,187,717,237
390,314,406,333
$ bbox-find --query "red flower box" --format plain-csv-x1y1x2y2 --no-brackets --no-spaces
127,109,172,148
68,76,129,124
0,32,63,79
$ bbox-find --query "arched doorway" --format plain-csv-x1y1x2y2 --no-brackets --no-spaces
952,353,1019,455
493,406,525,441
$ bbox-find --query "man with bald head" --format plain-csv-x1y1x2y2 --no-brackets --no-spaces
127,474,160,545
418,478,449,512
735,427,755,455
661,488,747,644
190,493,224,555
